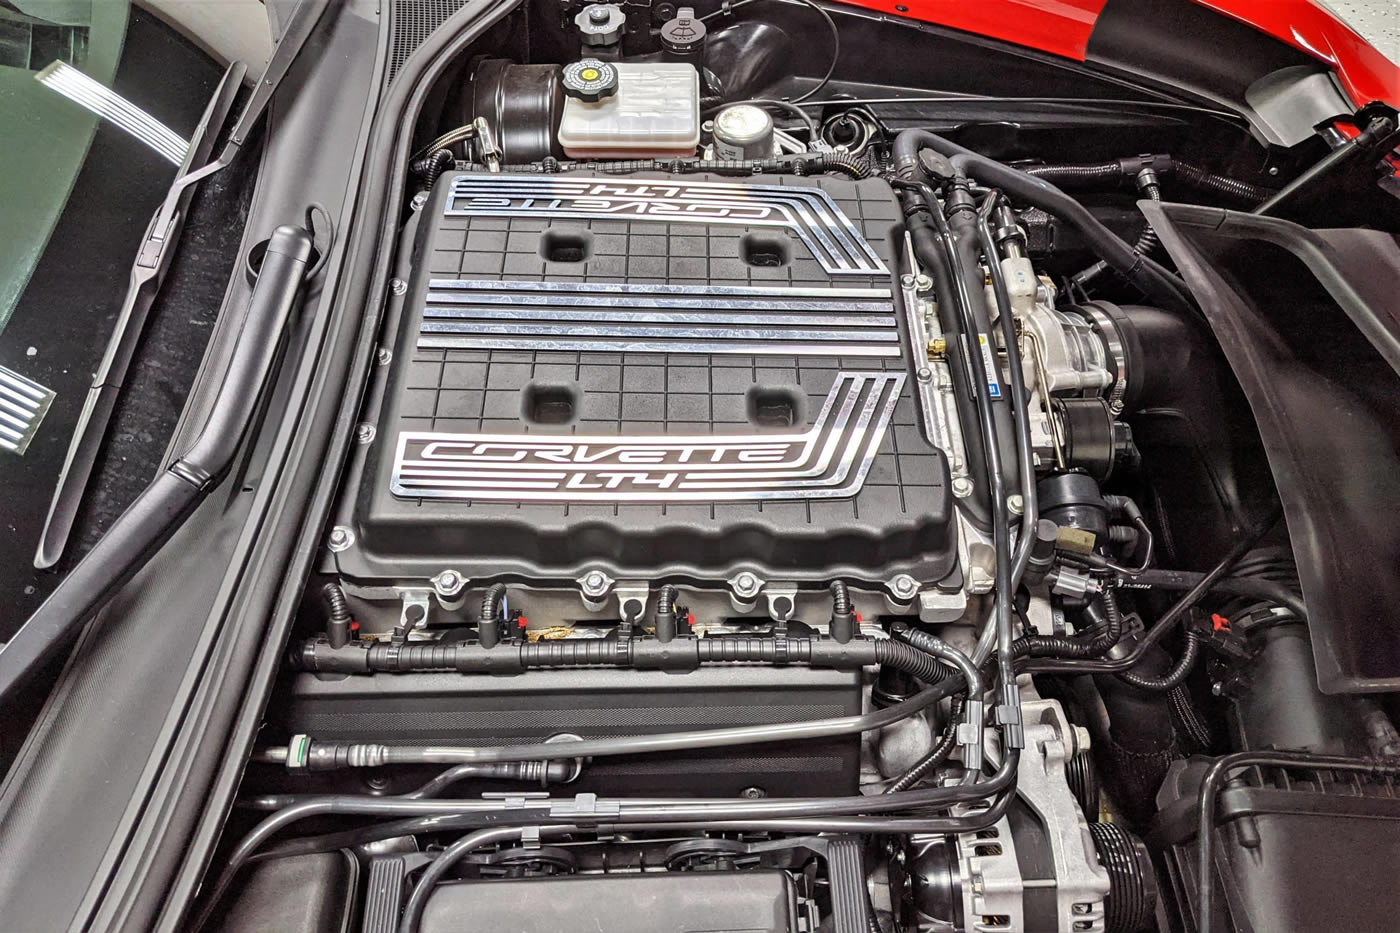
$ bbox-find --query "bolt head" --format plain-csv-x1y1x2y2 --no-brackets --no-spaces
328,526,354,553
740,786,766,799
432,569,466,597
888,574,918,599
733,572,760,596
916,367,933,383
580,570,612,597
1007,493,1024,515
952,476,973,498
915,273,933,292
390,278,408,296
376,347,392,366
900,273,917,290
355,423,376,444
410,192,428,211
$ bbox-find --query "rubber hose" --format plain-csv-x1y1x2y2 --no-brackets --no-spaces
1013,592,1121,659
830,580,852,615
321,583,351,650
890,131,1193,313
1133,180,1163,257
1174,160,1272,202
410,148,453,190
884,697,963,793
1022,162,1124,184
479,583,506,623
1024,158,1271,203
873,638,951,684
1168,683,1213,749
1117,629,1202,691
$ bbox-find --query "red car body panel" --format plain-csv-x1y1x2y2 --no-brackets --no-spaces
834,0,1399,107
1195,1,1399,107
832,0,1108,60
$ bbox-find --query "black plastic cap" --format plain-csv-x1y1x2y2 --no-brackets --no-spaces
660,7,707,54
562,59,619,102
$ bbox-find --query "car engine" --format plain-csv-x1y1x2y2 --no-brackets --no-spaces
207,4,1400,933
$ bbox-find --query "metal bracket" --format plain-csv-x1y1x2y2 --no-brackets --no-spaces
399,590,431,631
549,792,622,822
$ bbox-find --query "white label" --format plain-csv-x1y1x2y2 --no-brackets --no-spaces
977,334,1003,399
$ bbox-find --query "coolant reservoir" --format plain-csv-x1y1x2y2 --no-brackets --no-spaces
557,60,700,159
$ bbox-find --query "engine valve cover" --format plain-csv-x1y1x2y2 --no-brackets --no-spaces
332,172,955,585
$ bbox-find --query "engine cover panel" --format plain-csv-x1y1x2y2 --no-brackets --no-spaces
333,172,955,585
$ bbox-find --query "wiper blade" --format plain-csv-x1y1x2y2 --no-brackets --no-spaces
1,225,315,705
34,0,333,568
33,61,244,569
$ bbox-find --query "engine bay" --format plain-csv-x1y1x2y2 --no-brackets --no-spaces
203,3,1400,933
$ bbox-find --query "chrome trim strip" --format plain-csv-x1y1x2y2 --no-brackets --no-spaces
428,279,890,300
390,372,905,501
36,62,189,165
0,367,55,455
445,175,889,276
417,337,901,356
424,307,895,327
420,321,898,341
427,293,893,312
416,279,900,357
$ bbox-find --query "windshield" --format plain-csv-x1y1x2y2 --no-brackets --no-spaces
0,1,228,629
0,0,130,331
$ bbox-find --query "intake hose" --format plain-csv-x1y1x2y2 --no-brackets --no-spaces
321,583,351,650
889,130,1196,315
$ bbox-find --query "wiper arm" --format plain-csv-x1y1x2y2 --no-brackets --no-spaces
34,0,333,568
1,225,315,705
34,61,244,569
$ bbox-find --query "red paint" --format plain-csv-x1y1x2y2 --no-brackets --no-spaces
833,0,1398,106
832,0,1107,61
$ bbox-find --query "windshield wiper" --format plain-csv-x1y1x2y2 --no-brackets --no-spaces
33,61,243,569
0,225,315,704
34,0,332,568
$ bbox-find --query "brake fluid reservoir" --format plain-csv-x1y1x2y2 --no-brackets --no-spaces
557,60,700,159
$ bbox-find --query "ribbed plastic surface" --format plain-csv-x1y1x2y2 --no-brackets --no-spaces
825,836,873,933
362,854,411,933
389,0,468,81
